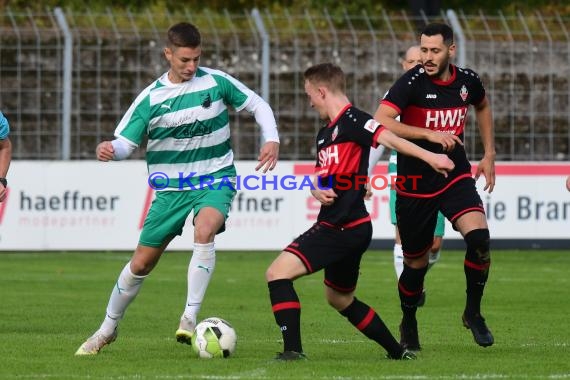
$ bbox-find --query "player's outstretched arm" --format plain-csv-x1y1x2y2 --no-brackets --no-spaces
376,129,454,177
473,97,496,193
374,104,461,152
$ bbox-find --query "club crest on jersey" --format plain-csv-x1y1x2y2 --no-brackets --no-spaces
331,126,339,141
201,93,212,109
460,85,468,102
363,119,380,134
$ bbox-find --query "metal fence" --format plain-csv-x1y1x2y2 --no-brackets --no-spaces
0,7,569,161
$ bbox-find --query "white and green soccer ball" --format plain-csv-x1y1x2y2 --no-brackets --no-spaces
191,317,237,358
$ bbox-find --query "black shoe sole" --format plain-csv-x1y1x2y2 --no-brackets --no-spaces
274,351,307,361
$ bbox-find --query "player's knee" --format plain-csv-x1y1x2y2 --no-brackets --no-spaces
464,228,490,263
431,237,443,253
194,218,221,242
265,253,289,281
129,258,155,275
194,225,216,243
403,252,429,268
265,265,279,282
266,251,309,282
327,297,347,311
130,245,162,275
326,289,353,311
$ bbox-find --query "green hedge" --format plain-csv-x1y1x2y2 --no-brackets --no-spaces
2,0,568,13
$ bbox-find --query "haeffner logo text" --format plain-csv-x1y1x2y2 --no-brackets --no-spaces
20,191,119,211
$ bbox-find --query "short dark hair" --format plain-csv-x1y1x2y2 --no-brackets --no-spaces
167,22,201,49
303,63,345,93
421,23,454,46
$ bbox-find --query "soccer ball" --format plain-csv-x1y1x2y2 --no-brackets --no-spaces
191,317,237,358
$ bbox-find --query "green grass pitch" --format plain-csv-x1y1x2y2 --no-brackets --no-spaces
1,249,568,379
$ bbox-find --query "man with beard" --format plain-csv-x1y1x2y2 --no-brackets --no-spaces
266,62,454,361
374,23,496,351
367,45,445,307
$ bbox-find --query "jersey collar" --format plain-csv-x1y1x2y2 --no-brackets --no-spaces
327,103,352,128
429,64,456,86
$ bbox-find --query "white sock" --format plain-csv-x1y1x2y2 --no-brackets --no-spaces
182,242,216,323
100,261,147,336
394,243,404,279
428,250,441,269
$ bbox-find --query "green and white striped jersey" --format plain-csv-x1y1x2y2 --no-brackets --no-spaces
115,67,256,190
388,149,397,175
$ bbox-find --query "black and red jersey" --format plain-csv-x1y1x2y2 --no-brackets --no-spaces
381,63,486,197
314,103,385,225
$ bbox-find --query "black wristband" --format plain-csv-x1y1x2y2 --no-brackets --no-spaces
0,178,7,187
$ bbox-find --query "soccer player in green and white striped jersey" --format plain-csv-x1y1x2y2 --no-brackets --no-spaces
76,22,280,355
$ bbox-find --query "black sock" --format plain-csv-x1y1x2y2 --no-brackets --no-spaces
268,279,302,353
398,263,428,324
340,297,402,358
463,229,491,316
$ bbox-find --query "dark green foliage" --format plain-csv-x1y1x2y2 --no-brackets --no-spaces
1,0,154,11
0,0,567,13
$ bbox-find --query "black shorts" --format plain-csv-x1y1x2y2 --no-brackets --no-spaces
284,221,372,293
396,177,485,258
